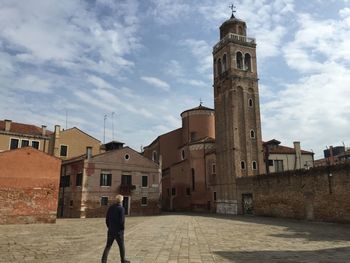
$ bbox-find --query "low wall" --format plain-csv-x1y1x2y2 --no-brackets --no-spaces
236,163,350,223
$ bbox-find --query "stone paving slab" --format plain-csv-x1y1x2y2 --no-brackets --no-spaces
1,214,350,262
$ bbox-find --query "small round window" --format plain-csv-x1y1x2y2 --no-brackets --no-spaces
124,154,130,160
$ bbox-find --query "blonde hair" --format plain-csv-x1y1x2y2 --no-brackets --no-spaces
116,194,124,204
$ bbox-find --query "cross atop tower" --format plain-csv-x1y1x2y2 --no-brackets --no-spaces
229,3,236,18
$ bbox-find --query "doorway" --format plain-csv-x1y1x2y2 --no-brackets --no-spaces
242,193,253,215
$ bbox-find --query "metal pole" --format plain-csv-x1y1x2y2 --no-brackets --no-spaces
103,114,107,144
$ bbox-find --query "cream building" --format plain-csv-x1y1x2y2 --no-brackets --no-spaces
0,120,51,153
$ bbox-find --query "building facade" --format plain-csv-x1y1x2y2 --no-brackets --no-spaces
143,105,216,212
212,14,265,214
50,125,101,160
59,146,161,218
0,119,51,153
264,140,314,173
0,147,61,224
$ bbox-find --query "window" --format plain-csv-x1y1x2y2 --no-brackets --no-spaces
236,52,243,69
152,151,157,162
121,174,132,185
124,154,130,160
213,191,217,201
212,163,216,174
100,172,112,186
248,98,253,107
171,188,176,196
32,141,39,149
250,129,255,139
21,139,29,147
60,175,70,187
190,132,197,142
167,188,170,197
241,161,246,170
141,197,147,206
238,26,243,35
244,53,252,71
274,160,284,172
10,138,19,150
222,54,227,72
60,145,68,157
191,168,195,191
69,200,73,207
101,196,108,206
76,173,83,187
217,58,222,75
186,188,191,195
142,175,148,188
268,160,274,166
181,149,185,160
252,161,257,170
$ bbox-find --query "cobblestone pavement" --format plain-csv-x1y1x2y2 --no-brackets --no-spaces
1,214,350,263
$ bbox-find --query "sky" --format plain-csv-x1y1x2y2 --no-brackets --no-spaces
0,0,350,158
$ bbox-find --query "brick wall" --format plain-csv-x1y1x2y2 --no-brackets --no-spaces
236,162,350,223
0,148,61,224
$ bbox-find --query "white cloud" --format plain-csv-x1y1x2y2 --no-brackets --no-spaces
181,39,212,74
262,10,350,157
147,0,190,25
141,76,171,91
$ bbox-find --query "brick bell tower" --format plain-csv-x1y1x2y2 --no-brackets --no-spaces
213,11,265,214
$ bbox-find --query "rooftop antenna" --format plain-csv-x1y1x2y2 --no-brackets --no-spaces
229,3,236,18
200,98,203,106
103,114,107,144
111,112,115,141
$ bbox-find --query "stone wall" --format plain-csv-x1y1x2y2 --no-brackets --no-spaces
236,162,350,223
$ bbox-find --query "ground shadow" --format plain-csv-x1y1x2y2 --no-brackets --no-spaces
160,212,350,242
214,246,350,263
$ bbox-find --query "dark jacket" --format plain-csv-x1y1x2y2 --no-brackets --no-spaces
105,203,125,234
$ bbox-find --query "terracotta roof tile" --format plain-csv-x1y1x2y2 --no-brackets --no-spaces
0,120,53,137
268,145,313,155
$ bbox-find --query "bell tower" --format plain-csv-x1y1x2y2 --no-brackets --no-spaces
213,12,265,214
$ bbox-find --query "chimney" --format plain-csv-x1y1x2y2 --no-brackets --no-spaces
53,125,61,157
4,119,11,132
293,141,302,170
86,146,92,160
42,125,47,136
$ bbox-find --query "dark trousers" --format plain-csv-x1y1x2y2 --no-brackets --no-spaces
101,231,125,263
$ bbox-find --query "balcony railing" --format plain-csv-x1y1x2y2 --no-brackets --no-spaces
213,33,256,52
119,184,136,194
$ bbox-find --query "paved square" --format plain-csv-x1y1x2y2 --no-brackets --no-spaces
1,214,350,262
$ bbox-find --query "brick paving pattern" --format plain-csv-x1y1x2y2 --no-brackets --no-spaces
1,214,350,262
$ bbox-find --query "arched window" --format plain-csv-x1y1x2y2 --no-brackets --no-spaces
244,53,252,71
250,129,255,139
252,161,257,170
248,98,253,107
236,52,243,69
213,58,217,76
181,149,185,160
241,161,246,170
238,26,243,35
222,54,227,72
217,58,222,75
